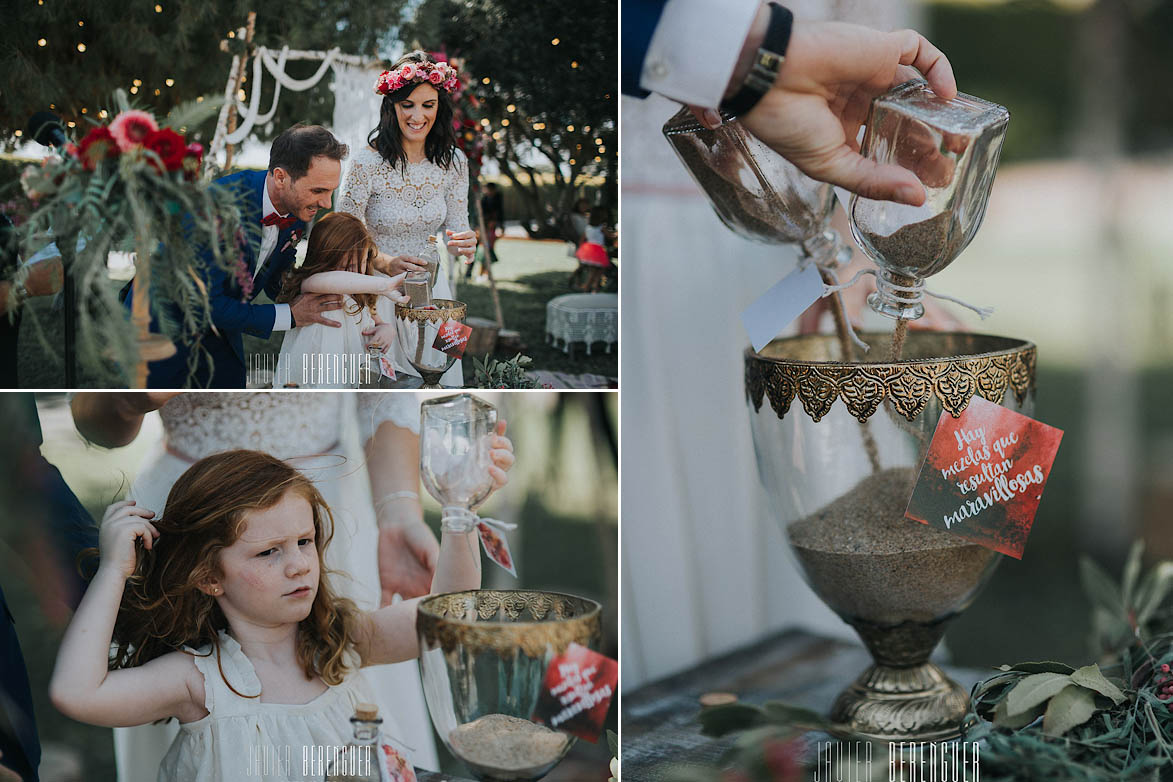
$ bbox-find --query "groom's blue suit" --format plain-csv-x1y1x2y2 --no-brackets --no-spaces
128,169,306,388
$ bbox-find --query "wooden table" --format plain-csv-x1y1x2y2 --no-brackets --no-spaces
622,629,987,781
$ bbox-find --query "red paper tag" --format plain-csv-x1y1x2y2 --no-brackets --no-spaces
532,643,617,743
905,396,1063,559
476,521,516,577
379,739,416,782
432,319,473,358
378,355,396,381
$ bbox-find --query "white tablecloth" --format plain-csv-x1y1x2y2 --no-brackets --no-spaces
545,293,618,356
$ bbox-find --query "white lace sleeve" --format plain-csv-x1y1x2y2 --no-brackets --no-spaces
443,150,472,236
337,148,373,220
356,393,419,444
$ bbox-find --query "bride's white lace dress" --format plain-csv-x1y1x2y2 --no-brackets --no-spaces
113,393,438,780
337,145,471,387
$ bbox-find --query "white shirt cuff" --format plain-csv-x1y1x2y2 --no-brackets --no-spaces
640,0,762,108
273,303,292,332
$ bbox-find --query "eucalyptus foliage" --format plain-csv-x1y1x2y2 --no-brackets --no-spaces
14,93,254,385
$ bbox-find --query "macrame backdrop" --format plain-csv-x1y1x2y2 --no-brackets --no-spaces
210,45,383,184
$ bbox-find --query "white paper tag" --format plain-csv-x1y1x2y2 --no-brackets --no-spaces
741,263,825,352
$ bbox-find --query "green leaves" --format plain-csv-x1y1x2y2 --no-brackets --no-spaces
471,352,542,388
1004,672,1074,717
1041,685,1098,737
995,663,1126,737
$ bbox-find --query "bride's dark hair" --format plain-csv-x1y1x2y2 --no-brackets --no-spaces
369,50,459,171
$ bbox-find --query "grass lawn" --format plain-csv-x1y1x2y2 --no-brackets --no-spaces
14,238,618,388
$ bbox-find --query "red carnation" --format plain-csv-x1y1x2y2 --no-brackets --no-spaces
144,127,187,173
77,126,119,171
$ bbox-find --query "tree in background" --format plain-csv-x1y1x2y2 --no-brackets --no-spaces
2,0,406,145
405,0,617,239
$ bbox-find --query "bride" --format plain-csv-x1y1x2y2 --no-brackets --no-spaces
70,392,513,780
274,211,406,388
337,51,478,387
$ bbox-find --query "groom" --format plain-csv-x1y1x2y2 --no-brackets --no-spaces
136,124,349,388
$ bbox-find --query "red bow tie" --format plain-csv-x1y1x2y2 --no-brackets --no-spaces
261,213,297,230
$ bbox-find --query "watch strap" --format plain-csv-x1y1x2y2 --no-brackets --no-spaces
720,3,793,117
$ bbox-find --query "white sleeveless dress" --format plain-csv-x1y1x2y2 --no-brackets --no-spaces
114,393,437,779
337,145,470,387
157,631,408,782
274,293,385,388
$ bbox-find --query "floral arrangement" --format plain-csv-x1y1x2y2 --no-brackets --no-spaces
471,353,549,389
14,91,250,385
65,109,204,178
375,59,460,95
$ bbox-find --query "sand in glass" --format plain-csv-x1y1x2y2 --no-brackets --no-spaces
849,79,1009,358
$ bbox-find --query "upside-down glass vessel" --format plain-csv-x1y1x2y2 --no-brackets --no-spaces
394,299,467,389
662,106,853,270
417,590,603,781
420,392,497,525
849,79,1009,320
745,330,1037,741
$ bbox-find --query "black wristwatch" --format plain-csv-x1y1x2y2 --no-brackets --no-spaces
720,2,794,117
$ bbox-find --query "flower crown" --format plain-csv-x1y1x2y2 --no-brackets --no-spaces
375,60,460,96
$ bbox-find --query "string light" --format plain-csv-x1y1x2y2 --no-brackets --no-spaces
481,77,490,85
571,61,578,69
155,4,163,12
165,78,175,87
37,38,47,47
551,38,560,45
154,88,161,96
81,108,87,114
595,137,603,144
594,156,601,162
567,124,574,132
506,104,515,113
133,79,142,86
584,126,591,132
77,43,86,52
228,31,236,38
67,121,77,128
130,86,139,94
598,146,606,153
196,96,204,103
49,103,56,109
569,158,575,165
14,130,22,137
78,21,84,27
99,110,108,118
480,118,490,127
237,89,246,100
501,119,510,127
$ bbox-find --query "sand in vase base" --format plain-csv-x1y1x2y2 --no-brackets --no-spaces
448,714,570,781
788,467,996,626
861,212,965,274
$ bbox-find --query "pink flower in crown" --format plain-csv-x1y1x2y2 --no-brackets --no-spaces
443,76,459,92
108,110,159,152
400,63,418,81
427,68,444,85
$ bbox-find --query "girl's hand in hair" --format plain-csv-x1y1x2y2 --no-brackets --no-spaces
99,500,159,579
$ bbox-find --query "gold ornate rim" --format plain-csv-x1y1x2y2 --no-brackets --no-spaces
395,298,467,323
417,589,603,658
745,332,1036,423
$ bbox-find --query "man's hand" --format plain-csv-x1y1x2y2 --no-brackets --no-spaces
376,519,440,604
290,292,343,328
697,19,957,205
375,251,430,276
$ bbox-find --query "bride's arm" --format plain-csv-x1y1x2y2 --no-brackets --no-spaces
443,152,476,259
300,270,406,302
